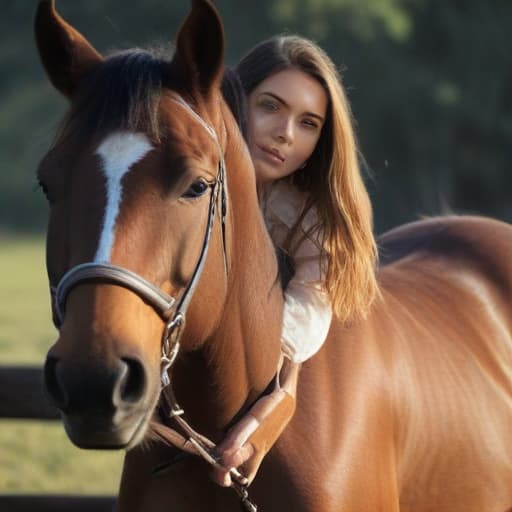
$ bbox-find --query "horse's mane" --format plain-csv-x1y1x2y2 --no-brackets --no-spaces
54,49,167,145
53,47,249,149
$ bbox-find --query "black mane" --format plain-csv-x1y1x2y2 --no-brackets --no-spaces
57,48,167,143
54,47,248,146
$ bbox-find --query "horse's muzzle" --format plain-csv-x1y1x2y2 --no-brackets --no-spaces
44,354,153,449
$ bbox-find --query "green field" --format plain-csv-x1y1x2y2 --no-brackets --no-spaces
0,236,123,494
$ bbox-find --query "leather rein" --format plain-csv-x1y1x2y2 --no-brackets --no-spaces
49,96,257,511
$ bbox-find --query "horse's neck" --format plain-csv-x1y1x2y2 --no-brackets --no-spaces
226,128,284,379
176,129,284,435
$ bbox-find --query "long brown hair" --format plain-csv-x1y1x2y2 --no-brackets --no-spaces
226,35,379,322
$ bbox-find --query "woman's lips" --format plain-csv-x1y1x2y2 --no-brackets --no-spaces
258,145,285,164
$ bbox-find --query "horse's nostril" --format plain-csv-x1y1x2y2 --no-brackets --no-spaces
44,355,68,410
117,357,146,404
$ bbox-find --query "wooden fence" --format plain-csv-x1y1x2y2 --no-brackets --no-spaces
0,366,116,512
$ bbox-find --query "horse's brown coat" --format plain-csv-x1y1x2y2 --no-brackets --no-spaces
35,1,512,510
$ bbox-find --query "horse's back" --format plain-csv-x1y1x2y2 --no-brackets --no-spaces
270,216,512,511
379,215,512,298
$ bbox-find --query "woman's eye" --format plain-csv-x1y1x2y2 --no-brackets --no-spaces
260,100,279,112
302,118,319,129
182,179,211,199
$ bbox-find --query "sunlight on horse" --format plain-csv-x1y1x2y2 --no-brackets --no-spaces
34,0,512,510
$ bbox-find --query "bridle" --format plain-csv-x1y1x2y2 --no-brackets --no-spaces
49,96,257,511
51,95,227,350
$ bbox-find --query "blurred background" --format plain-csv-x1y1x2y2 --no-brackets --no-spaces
0,0,510,496
1,0,511,235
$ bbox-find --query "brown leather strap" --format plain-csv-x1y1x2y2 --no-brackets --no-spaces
157,388,250,484
53,262,176,326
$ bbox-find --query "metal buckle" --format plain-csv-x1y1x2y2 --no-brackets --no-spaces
160,313,185,388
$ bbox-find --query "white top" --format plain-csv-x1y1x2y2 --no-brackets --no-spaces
260,180,333,363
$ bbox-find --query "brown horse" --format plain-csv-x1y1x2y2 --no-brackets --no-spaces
35,1,512,511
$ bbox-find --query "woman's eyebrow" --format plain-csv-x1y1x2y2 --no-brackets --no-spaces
259,92,325,122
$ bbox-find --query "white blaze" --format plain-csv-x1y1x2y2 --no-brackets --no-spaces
94,131,153,262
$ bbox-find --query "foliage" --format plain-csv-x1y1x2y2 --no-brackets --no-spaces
1,0,511,234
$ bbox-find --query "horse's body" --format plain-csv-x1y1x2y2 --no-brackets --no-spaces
116,216,512,512
35,1,512,511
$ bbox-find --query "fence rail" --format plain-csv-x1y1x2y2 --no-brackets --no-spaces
0,366,58,419
0,365,116,512
0,495,116,512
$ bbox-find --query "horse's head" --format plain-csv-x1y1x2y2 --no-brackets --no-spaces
35,0,257,450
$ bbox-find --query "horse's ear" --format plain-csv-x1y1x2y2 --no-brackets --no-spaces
171,0,225,97
34,0,103,98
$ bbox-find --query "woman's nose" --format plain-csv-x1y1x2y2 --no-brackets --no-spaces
274,117,294,144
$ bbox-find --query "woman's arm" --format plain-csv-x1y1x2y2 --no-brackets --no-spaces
281,281,332,363
281,235,333,363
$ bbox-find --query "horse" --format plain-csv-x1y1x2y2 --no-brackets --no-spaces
34,1,512,510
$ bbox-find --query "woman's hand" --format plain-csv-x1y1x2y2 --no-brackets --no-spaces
211,360,300,486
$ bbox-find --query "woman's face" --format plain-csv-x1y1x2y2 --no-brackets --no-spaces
246,68,328,185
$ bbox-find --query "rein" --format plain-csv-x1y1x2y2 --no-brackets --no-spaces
50,96,257,511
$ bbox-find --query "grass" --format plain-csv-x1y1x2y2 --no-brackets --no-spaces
0,235,123,494
0,235,56,364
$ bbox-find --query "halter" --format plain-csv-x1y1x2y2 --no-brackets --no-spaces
49,96,257,511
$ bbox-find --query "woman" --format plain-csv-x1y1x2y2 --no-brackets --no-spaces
215,35,378,486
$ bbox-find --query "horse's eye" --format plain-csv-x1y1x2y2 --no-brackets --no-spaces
182,179,211,199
